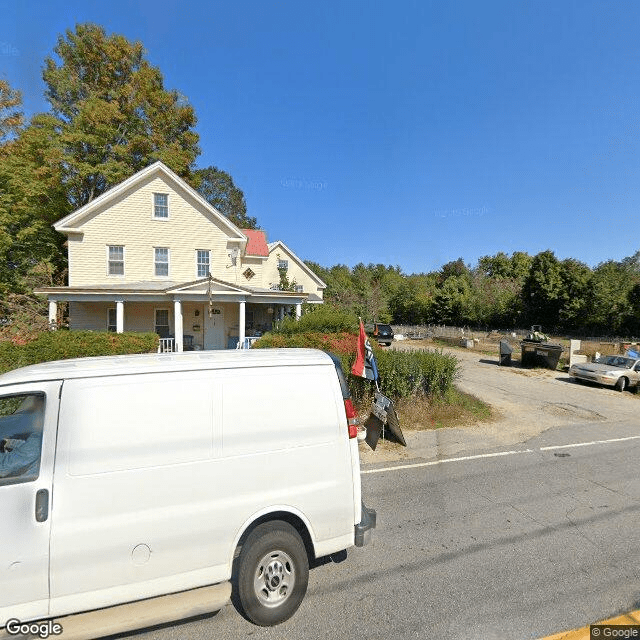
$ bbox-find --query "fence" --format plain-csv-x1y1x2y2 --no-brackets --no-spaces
391,325,639,348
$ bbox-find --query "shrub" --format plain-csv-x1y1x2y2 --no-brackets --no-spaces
0,331,158,375
253,331,459,403
271,304,359,335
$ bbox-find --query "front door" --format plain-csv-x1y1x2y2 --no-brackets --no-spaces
0,381,61,626
204,307,225,349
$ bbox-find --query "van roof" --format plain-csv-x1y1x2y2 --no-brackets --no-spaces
0,349,335,386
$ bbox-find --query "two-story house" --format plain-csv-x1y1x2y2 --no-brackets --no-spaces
35,162,326,351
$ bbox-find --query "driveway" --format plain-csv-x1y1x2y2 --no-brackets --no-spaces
360,342,639,463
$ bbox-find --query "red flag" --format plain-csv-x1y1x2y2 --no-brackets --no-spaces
351,321,379,381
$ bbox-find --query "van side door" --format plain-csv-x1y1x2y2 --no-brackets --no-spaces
0,381,61,627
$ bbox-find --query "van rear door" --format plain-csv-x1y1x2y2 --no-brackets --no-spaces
0,381,61,626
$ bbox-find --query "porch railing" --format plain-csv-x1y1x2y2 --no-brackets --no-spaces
157,337,175,353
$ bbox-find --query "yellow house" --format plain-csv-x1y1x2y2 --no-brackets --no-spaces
35,162,326,351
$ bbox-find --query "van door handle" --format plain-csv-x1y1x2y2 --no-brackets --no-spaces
35,489,49,522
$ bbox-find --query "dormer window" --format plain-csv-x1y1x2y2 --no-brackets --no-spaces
153,193,169,218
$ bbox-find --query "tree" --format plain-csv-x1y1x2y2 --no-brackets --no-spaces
520,250,564,329
0,23,201,301
557,258,592,331
0,80,23,143
42,23,199,209
193,166,256,229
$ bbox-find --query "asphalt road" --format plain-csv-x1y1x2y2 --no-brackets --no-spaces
114,420,640,640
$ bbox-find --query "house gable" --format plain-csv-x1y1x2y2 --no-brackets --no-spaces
56,163,248,287
266,241,326,300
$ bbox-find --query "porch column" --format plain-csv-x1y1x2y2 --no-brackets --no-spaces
295,303,302,320
239,300,246,346
116,300,124,334
48,300,57,330
174,299,183,352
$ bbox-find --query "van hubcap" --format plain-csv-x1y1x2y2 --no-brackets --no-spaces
254,551,295,607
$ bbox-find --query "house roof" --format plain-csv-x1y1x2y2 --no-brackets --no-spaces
242,229,269,257
267,241,327,289
53,162,247,243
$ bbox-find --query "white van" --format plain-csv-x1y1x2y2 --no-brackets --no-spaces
0,349,375,639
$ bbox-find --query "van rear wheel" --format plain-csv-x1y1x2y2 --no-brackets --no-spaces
235,521,309,626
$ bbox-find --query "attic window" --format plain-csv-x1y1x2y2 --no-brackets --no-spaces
278,259,288,270
153,193,169,218
243,268,255,280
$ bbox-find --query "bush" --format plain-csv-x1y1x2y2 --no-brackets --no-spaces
271,305,359,335
253,331,459,403
0,331,158,375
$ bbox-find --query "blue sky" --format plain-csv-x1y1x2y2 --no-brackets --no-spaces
2,0,640,274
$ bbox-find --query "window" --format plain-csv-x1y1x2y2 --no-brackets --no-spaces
107,308,117,332
154,193,169,218
0,393,45,486
243,268,255,280
108,245,124,275
278,259,288,270
197,250,210,278
295,284,304,293
155,309,170,338
155,247,169,277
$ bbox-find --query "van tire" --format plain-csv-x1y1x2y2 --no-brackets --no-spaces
235,521,309,626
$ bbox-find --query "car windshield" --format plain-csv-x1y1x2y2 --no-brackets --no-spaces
595,355,635,369
377,325,392,332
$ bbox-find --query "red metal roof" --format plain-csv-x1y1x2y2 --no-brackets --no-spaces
242,229,269,257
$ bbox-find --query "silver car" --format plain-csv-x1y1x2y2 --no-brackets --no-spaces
569,355,640,391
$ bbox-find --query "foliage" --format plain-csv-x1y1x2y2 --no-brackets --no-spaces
0,331,158,375
43,23,200,203
269,304,359,335
253,329,458,403
193,166,256,229
0,23,202,302
0,80,23,143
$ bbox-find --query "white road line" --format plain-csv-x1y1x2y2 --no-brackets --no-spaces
363,435,640,475
362,449,534,474
540,434,640,451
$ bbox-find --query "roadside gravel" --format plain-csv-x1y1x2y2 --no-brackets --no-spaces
359,341,639,463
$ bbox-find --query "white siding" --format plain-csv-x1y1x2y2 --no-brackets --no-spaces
67,175,245,286
264,245,324,299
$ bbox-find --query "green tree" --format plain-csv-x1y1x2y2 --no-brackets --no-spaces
557,258,592,331
0,80,23,142
521,250,564,329
587,258,639,335
42,23,200,208
193,166,256,229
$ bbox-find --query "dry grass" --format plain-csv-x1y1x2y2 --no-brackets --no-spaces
358,388,494,432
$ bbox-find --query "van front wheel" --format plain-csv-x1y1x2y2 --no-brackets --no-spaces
235,521,309,626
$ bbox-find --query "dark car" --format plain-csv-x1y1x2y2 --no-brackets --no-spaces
372,323,394,346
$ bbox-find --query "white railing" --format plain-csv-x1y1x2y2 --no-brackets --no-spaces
236,336,260,350
157,338,175,353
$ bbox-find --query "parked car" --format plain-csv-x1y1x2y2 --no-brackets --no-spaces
569,355,640,391
371,323,394,346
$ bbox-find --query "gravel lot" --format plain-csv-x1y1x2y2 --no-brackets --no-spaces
359,341,640,463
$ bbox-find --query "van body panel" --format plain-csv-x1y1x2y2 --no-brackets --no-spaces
46,355,356,617
0,349,372,631
0,381,62,627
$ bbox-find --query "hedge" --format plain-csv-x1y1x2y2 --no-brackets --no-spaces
253,331,459,402
0,331,159,375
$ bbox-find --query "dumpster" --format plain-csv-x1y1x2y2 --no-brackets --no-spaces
520,341,563,369
499,340,513,366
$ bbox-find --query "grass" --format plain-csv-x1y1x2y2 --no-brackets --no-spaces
358,387,493,432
